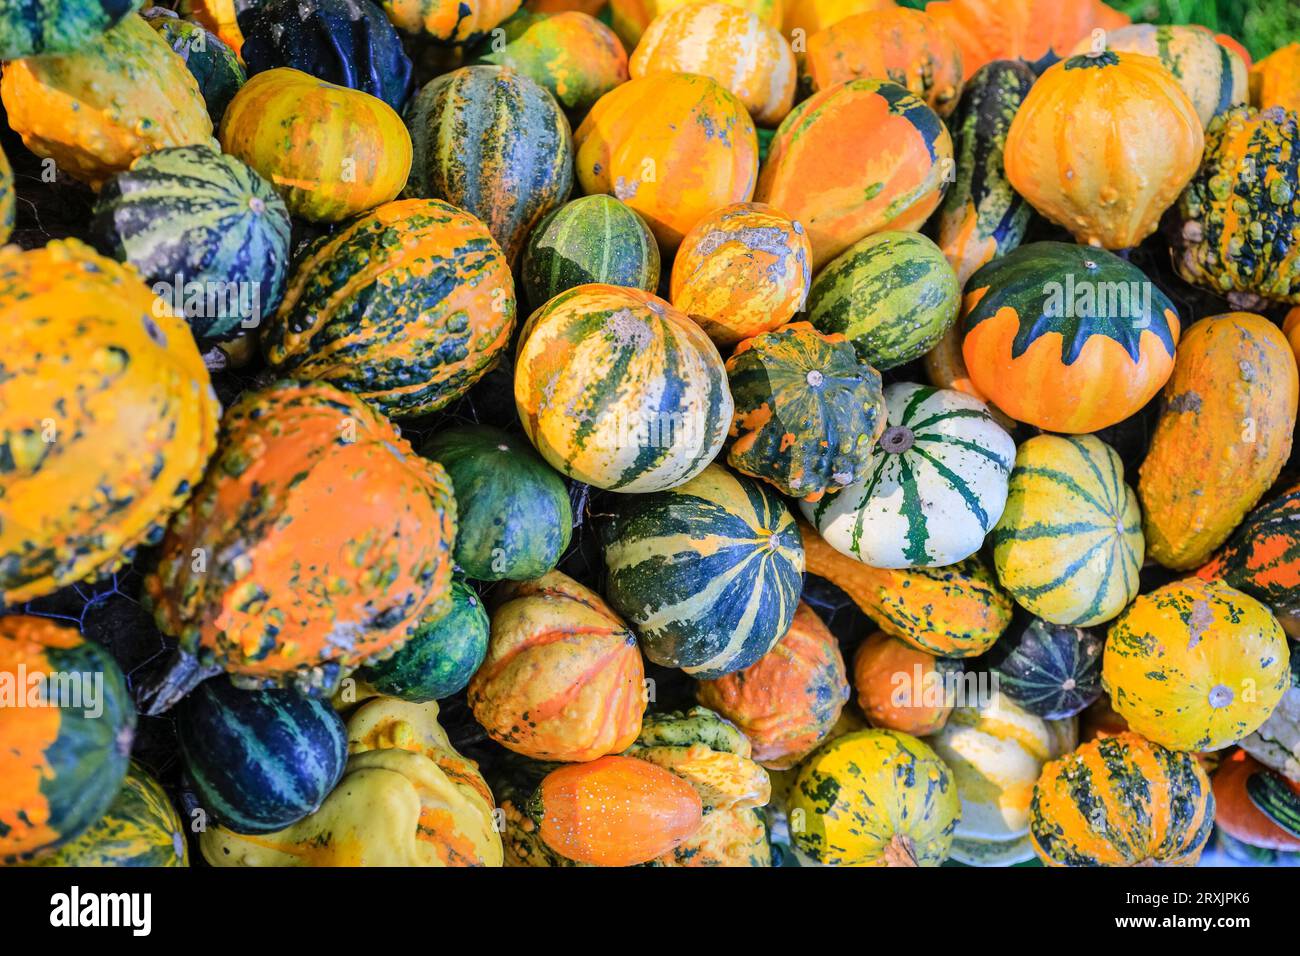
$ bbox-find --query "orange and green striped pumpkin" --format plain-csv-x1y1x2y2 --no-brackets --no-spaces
515,284,732,493
576,72,758,251
219,68,411,222
1,616,136,863
262,199,516,418
478,11,627,114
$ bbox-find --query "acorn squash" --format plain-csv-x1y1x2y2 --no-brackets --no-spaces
1250,42,1300,114
382,0,522,43
1139,313,1298,570
986,616,1104,720
852,632,961,736
143,8,246,126
0,0,143,60
0,240,220,605
1214,750,1300,851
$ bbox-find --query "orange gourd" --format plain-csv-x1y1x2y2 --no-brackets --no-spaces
1251,42,1300,114
782,0,894,46
852,632,955,736
611,0,782,49
1213,750,1300,852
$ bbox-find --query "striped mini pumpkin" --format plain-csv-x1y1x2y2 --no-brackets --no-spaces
600,464,804,677
515,284,732,493
801,383,1015,569
263,199,515,418
991,435,1143,628
478,11,628,114
405,65,573,266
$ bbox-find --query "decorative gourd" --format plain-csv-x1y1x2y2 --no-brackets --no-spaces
1214,751,1300,851
1139,313,1298,570
0,0,142,59
0,144,12,245
421,425,571,581
218,68,411,223
756,79,952,270
361,578,489,702
801,522,1012,657
630,3,795,126
601,464,804,676
986,616,1103,720
935,60,1035,287
696,602,849,769
1030,732,1214,867
142,380,457,706
806,231,961,370
180,0,243,55
625,707,771,810
960,242,1181,433
515,284,731,493
789,729,960,866
468,572,646,761
0,13,214,190
991,434,1143,627
477,11,627,114
205,698,503,865
1197,481,1300,638
528,756,703,866
1251,43,1300,114
725,322,886,501
90,145,291,343
381,0,521,43
1240,671,1300,782
1104,578,1290,752
803,8,963,116
575,73,758,251
262,199,515,418
1247,762,1300,835
782,0,893,43
1288,307,1300,364
671,203,811,349
0,240,219,604
1078,24,1247,128
239,0,413,111
144,8,246,126
0,617,136,863
611,0,781,49
405,66,573,266
522,196,660,308
1216,32,1252,68
802,383,1015,569
178,677,347,833
924,0,1131,79
928,690,1076,867
1004,51,1203,250
852,632,960,736
1173,106,1300,306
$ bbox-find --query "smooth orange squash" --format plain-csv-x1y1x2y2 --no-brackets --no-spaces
1251,42,1300,114
1213,751,1300,852
852,632,955,736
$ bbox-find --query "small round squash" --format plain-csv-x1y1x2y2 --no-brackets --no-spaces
1102,578,1290,753
143,8,246,127
382,0,521,43
670,202,812,348
1250,42,1300,114
478,11,628,114
1213,750,1300,852
851,632,958,736
986,616,1104,720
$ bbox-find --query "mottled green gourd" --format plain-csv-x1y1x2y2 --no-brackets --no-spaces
143,7,246,126
421,425,573,581
0,0,143,59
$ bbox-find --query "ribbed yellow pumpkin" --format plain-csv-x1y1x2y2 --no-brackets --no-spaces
1004,50,1204,249
1250,42,1300,114
1103,578,1291,752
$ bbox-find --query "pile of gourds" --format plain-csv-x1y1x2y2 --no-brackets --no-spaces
2,0,1300,869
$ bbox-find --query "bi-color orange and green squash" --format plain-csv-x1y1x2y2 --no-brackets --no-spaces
143,380,458,704
0,13,214,190
467,572,646,762
1,617,136,863
0,240,219,605
381,0,522,42
755,78,953,270
478,11,627,114
219,68,412,222
262,199,515,419
670,202,812,348
852,632,959,736
1004,51,1204,250
1139,313,1298,571
515,284,731,493
611,0,782,49
803,7,964,117
1250,42,1300,114
1213,750,1300,851
575,73,758,251
1103,578,1290,752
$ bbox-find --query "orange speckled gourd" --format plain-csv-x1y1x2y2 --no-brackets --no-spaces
755,78,953,270
0,240,219,605
670,202,812,348
468,572,647,762
696,602,850,769
803,8,964,117
630,3,795,126
575,73,757,251
0,13,213,190
611,0,782,49
382,0,522,41
478,11,628,114
1102,578,1290,753
219,68,412,222
1139,313,1298,570
144,380,457,697
852,632,956,736
1251,42,1300,114
180,0,244,55
1004,51,1204,250
529,756,704,866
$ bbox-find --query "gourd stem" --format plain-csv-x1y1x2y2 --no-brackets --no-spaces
137,650,222,716
882,834,920,867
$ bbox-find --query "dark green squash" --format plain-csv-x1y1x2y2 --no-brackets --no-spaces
177,677,348,834
90,145,292,343
985,614,1103,719
0,0,142,59
422,424,572,581
143,7,245,126
1247,770,1300,838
